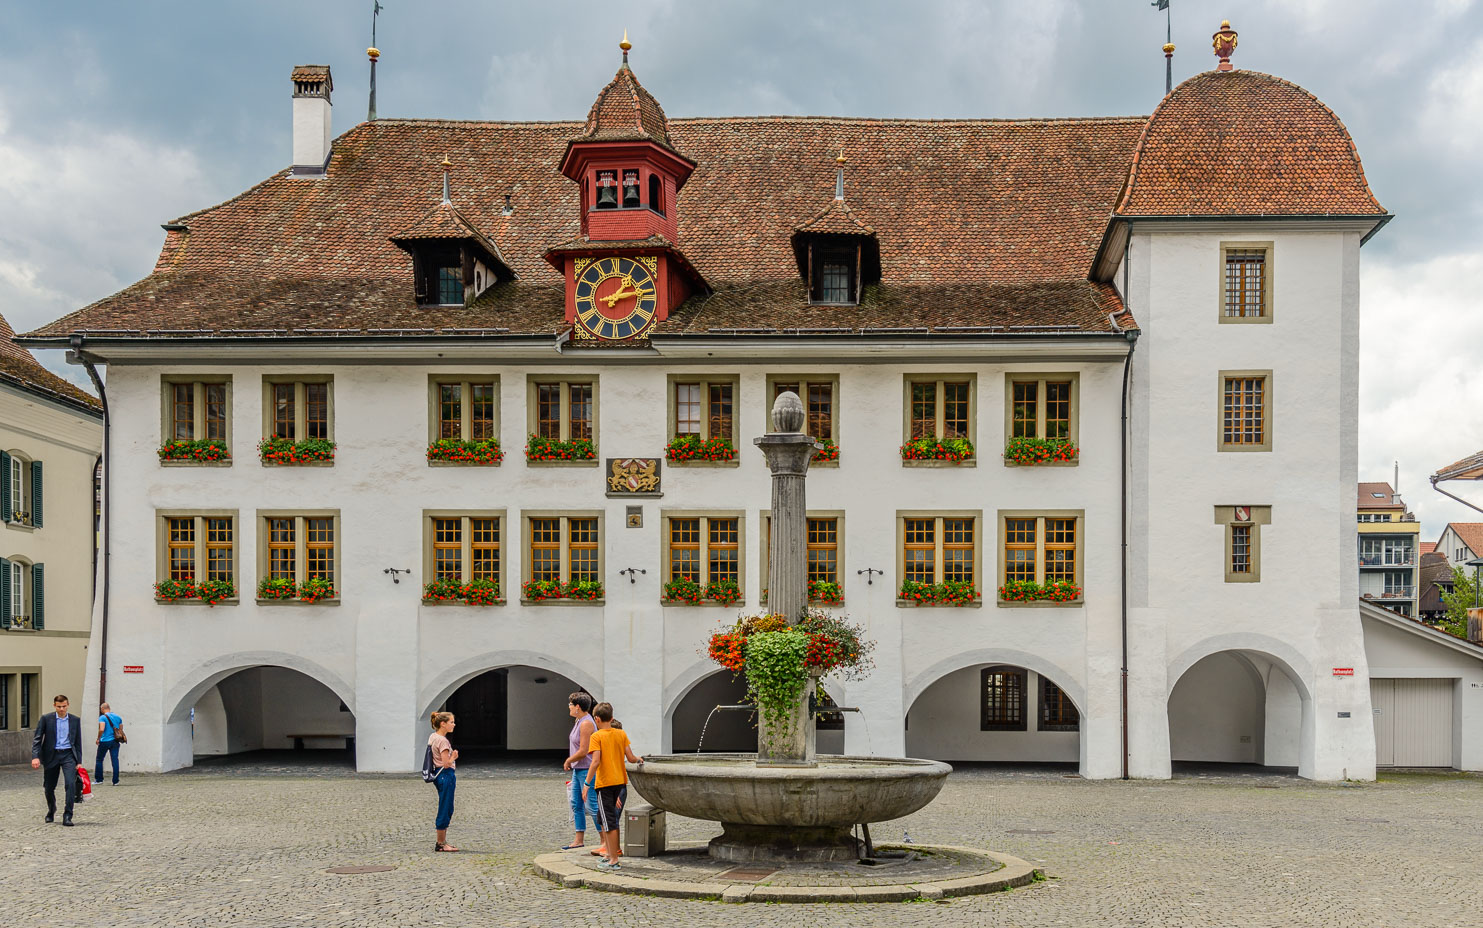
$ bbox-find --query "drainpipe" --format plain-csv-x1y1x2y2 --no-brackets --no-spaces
68,337,110,703
1120,329,1138,780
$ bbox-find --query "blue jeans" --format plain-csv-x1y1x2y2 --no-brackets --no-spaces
569,768,599,832
433,767,456,831
95,741,120,784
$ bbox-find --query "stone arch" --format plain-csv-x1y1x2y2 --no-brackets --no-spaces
1165,633,1314,703
164,651,356,724
905,647,1086,715
416,649,602,720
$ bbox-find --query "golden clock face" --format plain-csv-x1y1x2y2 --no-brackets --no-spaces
573,256,658,340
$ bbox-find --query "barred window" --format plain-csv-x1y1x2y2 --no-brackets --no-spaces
981,667,1027,731
1040,678,1080,732
1230,524,1252,576
1222,375,1268,448
1224,248,1266,318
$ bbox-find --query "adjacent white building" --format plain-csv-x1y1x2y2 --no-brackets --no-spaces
32,27,1480,779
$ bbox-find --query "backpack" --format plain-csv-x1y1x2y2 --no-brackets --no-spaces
421,744,442,783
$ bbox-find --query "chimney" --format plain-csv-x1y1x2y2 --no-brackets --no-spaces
291,65,333,177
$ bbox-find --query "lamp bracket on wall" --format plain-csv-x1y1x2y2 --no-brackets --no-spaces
857,568,884,586
383,567,411,584
619,567,647,584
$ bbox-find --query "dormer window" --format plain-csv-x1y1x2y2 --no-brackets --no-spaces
437,267,462,305
596,171,619,209
810,246,858,305
623,170,641,208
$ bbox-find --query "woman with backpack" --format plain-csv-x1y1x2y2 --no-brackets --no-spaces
426,711,459,852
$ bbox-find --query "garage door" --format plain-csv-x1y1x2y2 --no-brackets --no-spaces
1371,678,1454,767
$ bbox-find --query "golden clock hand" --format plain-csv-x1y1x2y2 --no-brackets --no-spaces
603,286,647,307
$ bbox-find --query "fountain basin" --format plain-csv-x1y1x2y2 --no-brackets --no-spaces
628,754,952,862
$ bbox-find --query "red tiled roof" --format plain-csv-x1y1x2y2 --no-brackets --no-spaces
0,314,100,411
1358,481,1403,510
1446,524,1483,559
1116,69,1385,217
1420,542,1438,556
27,115,1147,340
1436,450,1483,481
578,62,677,154
795,198,876,237
290,65,331,85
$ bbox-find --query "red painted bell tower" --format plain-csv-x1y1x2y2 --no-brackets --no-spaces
546,33,703,340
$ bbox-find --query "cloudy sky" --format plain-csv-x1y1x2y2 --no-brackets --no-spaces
1,0,1480,537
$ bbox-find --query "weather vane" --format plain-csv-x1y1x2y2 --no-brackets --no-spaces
367,2,384,121
1151,0,1174,96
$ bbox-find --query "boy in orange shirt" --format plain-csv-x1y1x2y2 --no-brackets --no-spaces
582,702,643,869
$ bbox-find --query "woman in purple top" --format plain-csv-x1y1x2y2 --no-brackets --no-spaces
560,691,601,849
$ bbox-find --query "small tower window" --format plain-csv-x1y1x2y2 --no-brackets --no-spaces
595,170,618,209
648,174,663,216
437,267,462,305
809,244,858,304
622,170,641,208
819,262,850,303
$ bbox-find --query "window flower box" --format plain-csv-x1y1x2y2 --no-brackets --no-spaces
812,438,840,463
154,578,198,603
525,435,596,462
522,578,604,602
158,439,231,463
705,578,741,606
255,577,337,603
898,579,981,606
808,579,844,605
297,577,336,603
565,580,604,601
900,437,974,463
259,437,336,465
427,438,503,465
665,435,737,463
423,577,501,605
662,577,704,604
522,579,564,601
1003,437,1078,466
256,577,297,600
998,579,1082,603
195,579,236,606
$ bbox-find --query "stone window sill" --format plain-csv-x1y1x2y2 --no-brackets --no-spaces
667,459,741,468
994,600,1084,608
524,459,600,468
1002,460,1078,468
156,598,240,607
160,460,234,468
421,598,506,606
4,521,35,533
896,600,983,608
660,599,746,608
427,459,501,467
261,459,335,467
901,459,977,468
519,598,606,606
256,598,342,606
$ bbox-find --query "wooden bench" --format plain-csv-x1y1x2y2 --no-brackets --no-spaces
285,734,354,750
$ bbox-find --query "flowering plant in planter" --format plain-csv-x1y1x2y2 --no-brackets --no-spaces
1003,436,1078,466
565,579,604,601
522,579,564,601
298,577,336,603
427,437,503,464
423,577,463,603
525,435,596,462
462,578,500,605
259,437,336,464
256,577,297,600
900,436,974,462
898,580,981,605
154,578,197,602
195,579,236,606
706,578,741,606
998,579,1082,603
665,434,736,462
808,579,844,604
812,437,840,462
662,577,704,604
158,439,231,463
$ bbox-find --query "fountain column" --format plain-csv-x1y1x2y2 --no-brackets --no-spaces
754,391,819,766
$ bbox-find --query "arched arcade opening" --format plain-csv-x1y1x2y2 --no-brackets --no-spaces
906,663,1082,768
433,664,591,760
1168,649,1307,773
188,665,355,761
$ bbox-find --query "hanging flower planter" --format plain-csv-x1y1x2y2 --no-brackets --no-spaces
157,439,231,463
998,579,1082,603
1003,436,1078,465
525,435,596,462
900,437,974,462
897,579,981,606
259,437,336,464
665,434,736,462
427,438,503,465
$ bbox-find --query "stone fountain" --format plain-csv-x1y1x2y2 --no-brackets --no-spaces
628,392,950,863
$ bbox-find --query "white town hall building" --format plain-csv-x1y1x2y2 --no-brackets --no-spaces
24,25,1483,778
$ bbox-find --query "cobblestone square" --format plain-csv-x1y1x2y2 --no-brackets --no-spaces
2,759,1479,927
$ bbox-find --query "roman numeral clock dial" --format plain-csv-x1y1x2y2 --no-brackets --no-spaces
573,257,659,340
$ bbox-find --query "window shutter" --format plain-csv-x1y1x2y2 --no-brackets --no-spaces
29,460,41,527
0,451,10,523
31,564,43,630
0,557,10,626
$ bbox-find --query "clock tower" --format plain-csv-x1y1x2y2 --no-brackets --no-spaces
546,33,704,341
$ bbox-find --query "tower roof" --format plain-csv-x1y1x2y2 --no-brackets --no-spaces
576,47,677,154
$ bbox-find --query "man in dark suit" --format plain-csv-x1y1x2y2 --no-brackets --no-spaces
32,693,83,825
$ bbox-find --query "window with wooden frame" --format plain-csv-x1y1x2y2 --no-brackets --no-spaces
157,512,237,595
904,375,975,442
161,377,232,448
528,377,597,447
668,376,738,442
997,511,1084,600
428,376,498,442
897,512,982,593
808,245,858,305
262,377,333,441
1218,371,1272,452
423,512,504,594
0,451,39,527
1039,677,1080,732
1214,505,1270,583
257,511,339,596
0,673,9,730
662,512,744,592
1220,242,1273,323
0,556,40,629
1006,374,1078,442
981,666,1027,731
767,376,839,443
523,512,603,590
761,512,844,602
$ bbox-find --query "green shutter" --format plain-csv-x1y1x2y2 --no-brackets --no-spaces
29,460,41,527
1,451,11,524
31,564,43,630
1,557,11,627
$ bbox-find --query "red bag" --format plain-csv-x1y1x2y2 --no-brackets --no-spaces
77,766,92,797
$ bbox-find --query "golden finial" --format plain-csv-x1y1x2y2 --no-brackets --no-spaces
1162,43,1175,54
367,46,380,59
1221,19,1230,28
836,150,848,164
441,155,452,168
620,29,632,52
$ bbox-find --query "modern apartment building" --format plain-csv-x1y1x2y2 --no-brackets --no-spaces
1357,482,1419,616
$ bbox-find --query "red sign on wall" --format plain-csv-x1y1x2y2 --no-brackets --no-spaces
122,665,143,674
1332,667,1354,676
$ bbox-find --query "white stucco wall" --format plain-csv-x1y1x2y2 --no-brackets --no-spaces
906,666,1079,763
1361,607,1483,770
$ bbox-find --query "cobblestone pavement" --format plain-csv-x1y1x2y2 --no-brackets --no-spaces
2,757,1480,928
